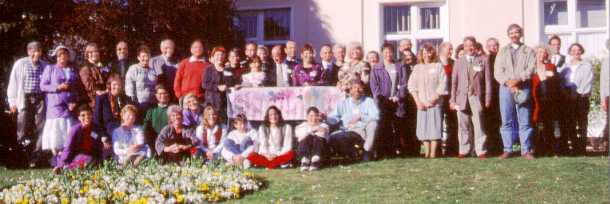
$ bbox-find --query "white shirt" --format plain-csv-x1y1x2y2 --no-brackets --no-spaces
112,126,148,163
195,124,228,153
295,122,329,141
256,125,293,155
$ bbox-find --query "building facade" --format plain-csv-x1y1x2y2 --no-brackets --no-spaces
234,0,608,58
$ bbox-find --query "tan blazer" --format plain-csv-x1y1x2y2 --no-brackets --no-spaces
493,44,535,85
450,55,492,111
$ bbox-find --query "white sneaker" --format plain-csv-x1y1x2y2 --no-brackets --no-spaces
243,159,251,169
300,166,309,172
308,166,318,171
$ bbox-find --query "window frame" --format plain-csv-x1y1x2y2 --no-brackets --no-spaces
237,6,293,45
382,2,447,52
542,0,608,33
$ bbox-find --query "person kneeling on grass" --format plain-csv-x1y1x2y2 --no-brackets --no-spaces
54,105,103,173
248,106,295,169
194,105,228,161
155,105,197,163
112,105,149,167
221,114,256,168
296,107,329,171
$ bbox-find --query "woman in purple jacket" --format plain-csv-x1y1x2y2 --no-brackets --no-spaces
54,105,103,173
292,44,323,86
40,46,86,162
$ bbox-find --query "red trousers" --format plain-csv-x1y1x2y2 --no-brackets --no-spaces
247,150,295,169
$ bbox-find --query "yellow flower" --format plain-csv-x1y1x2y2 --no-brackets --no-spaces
198,183,210,192
176,194,185,204
230,184,241,198
61,196,69,204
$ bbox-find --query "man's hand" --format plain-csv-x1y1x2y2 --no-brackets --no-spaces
206,151,214,160
389,96,399,103
68,103,77,111
348,114,361,124
9,106,17,115
57,83,69,91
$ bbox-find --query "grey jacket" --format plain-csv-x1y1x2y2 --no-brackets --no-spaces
493,44,536,85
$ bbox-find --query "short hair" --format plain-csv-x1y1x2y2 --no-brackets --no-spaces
210,46,226,56
301,43,314,53
249,56,261,65
229,48,242,56
155,84,168,93
548,35,561,44
417,43,439,64
333,43,346,51
350,79,365,87
286,40,296,46
78,104,92,114
320,44,332,50
233,113,248,126
257,45,268,53
381,42,394,52
120,104,138,121
306,106,320,115
166,105,182,119
26,41,41,50
160,38,174,47
263,106,285,127
568,43,585,54
245,42,257,48
506,24,523,34
191,39,204,48
182,93,198,108
367,51,380,60
463,36,477,44
137,45,151,55
116,41,128,47
486,37,499,45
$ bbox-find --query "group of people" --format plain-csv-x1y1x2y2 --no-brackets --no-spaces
6,23,609,172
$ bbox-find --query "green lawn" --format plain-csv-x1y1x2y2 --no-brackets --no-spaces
1,157,608,203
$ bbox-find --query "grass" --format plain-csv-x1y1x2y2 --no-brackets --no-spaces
1,157,608,203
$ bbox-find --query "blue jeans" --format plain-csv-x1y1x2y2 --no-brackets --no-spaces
499,85,533,154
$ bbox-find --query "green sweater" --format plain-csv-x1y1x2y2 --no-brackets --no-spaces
144,104,170,136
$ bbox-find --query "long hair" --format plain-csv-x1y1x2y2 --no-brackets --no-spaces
417,43,439,64
263,106,285,127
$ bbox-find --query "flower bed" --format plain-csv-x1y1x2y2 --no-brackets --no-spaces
0,160,263,203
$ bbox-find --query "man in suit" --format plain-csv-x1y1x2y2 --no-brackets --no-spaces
285,40,301,64
266,45,294,87
450,36,492,159
494,24,536,159
110,41,131,79
548,35,566,68
150,39,179,102
319,44,339,86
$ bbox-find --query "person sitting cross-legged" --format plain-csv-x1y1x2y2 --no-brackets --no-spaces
221,114,256,168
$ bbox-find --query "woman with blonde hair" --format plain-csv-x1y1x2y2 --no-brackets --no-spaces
194,105,228,160
408,43,447,158
112,105,149,166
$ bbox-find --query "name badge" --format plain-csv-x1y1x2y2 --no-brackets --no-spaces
309,71,318,77
224,71,233,76
545,71,554,77
428,68,438,74
473,66,482,72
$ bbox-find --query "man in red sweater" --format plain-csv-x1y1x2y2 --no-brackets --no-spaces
174,40,209,104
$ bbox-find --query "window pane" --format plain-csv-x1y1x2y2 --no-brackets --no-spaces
264,8,291,41
420,7,440,30
237,12,258,38
416,38,443,51
543,1,568,25
384,6,410,34
577,0,606,28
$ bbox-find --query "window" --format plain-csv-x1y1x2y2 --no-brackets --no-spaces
577,0,606,28
237,8,291,44
416,38,443,50
420,7,440,29
382,3,446,59
544,1,568,25
237,12,258,39
384,6,411,34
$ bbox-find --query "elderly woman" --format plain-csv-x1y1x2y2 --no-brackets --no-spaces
112,105,148,166
559,43,594,156
80,43,108,108
408,43,447,158
182,93,203,128
94,75,132,137
295,107,328,171
248,106,294,169
292,44,323,86
194,105,228,160
531,45,561,156
155,105,197,163
40,46,85,162
125,45,158,112
202,46,235,118
337,42,371,93
54,106,103,173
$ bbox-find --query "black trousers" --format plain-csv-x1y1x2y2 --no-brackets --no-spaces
297,136,326,159
559,96,589,155
329,131,364,160
376,98,398,157
534,99,561,156
401,97,420,156
441,95,458,156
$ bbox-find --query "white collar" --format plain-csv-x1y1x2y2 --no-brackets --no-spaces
189,56,204,63
510,43,521,50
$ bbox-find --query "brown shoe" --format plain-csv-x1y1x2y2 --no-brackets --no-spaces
457,154,467,159
499,152,511,159
522,153,535,160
